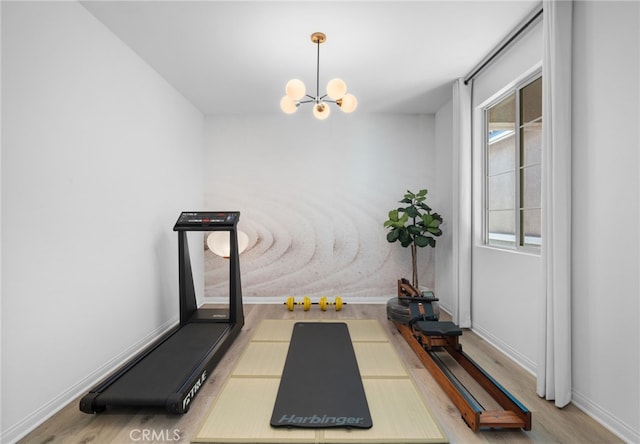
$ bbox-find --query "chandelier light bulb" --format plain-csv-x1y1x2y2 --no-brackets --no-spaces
338,93,358,113
280,96,298,114
313,102,331,120
285,79,306,100
326,78,347,100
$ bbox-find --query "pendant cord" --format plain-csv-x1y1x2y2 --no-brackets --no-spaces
316,39,320,101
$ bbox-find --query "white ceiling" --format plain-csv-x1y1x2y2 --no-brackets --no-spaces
81,1,540,115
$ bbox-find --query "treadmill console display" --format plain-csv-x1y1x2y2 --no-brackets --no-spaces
174,212,239,230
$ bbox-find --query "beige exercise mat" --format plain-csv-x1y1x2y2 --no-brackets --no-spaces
192,319,448,444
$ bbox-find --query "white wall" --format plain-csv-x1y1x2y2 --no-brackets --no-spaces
470,20,543,373
203,113,439,301
1,3,204,442
571,2,639,441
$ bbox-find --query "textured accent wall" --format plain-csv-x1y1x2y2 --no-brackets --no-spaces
203,113,438,300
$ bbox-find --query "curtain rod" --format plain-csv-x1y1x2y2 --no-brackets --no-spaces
464,4,543,85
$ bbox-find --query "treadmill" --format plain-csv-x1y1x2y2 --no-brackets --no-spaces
80,211,244,414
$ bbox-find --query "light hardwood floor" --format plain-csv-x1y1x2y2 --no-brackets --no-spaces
19,304,622,444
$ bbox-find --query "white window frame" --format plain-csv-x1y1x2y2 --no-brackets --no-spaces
483,71,542,252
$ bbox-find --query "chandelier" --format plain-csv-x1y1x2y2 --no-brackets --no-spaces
280,32,358,120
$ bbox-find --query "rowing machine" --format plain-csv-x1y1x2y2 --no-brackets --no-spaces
388,279,531,431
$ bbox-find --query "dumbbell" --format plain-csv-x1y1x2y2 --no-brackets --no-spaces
284,296,345,311
318,296,344,311
285,296,312,311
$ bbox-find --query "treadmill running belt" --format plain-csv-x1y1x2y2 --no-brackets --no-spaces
97,323,230,405
270,322,372,429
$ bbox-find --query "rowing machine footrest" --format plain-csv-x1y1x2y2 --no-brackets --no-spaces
414,321,462,336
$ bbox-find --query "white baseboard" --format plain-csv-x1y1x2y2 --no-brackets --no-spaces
202,295,393,305
1,317,178,444
468,323,537,376
572,390,640,444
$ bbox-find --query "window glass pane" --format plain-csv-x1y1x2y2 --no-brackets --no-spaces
521,164,541,209
521,209,541,247
521,123,542,166
488,210,516,248
488,93,515,128
488,132,515,175
520,76,542,123
488,172,515,210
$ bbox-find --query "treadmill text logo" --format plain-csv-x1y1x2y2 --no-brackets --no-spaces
129,428,180,441
182,370,207,411
277,414,365,426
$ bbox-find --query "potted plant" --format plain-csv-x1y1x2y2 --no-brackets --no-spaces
383,189,443,289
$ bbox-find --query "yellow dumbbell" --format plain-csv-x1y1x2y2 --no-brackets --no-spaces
285,296,312,311
319,296,344,311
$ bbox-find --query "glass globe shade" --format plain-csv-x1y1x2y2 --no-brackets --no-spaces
313,102,331,120
339,93,358,113
285,79,306,100
207,231,249,258
237,231,249,254
326,78,347,100
280,96,298,114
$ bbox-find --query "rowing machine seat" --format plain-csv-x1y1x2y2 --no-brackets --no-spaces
414,321,462,337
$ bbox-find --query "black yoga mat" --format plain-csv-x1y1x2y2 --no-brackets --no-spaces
270,322,373,429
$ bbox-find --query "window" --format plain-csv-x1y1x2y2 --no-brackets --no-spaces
484,74,542,250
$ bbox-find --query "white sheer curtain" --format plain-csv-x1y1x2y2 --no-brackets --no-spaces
452,78,472,328
537,0,573,407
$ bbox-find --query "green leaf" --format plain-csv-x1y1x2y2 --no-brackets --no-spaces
418,202,432,212
407,225,422,235
427,227,442,236
386,218,406,228
400,197,412,204
417,189,428,197
414,235,430,247
406,206,420,218
386,229,400,243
